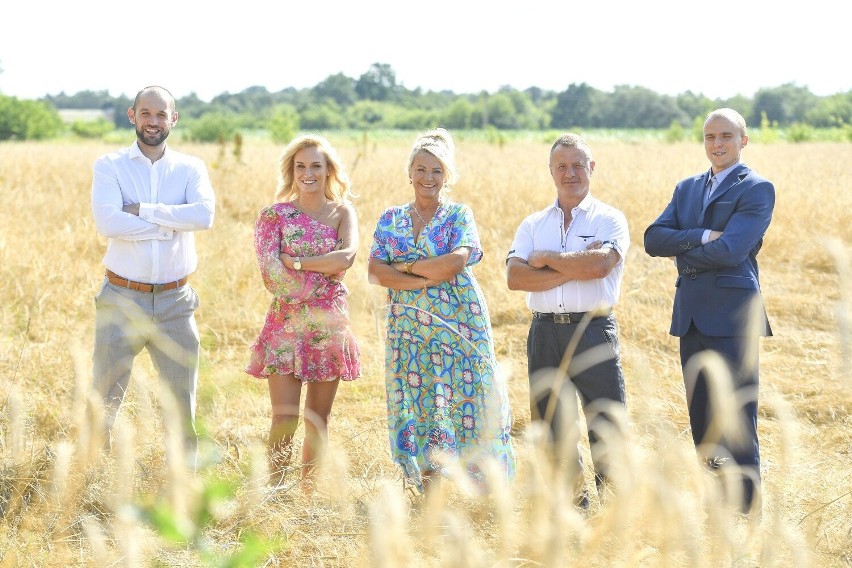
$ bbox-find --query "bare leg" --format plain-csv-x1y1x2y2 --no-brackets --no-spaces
302,380,340,484
267,373,302,483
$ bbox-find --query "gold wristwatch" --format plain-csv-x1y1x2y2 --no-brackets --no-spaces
293,257,302,270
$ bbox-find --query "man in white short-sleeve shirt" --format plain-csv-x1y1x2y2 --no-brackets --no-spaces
506,132,629,509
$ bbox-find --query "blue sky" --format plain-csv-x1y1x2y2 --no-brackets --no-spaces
2,0,847,102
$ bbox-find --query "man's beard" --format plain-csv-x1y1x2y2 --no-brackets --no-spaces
136,125,169,147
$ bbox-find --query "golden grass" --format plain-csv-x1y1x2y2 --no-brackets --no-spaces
1,135,851,566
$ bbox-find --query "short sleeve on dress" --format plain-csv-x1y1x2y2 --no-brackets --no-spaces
449,204,483,265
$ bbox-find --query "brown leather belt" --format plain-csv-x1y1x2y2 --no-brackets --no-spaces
106,269,188,293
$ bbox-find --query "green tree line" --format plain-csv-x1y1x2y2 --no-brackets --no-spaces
1,62,851,142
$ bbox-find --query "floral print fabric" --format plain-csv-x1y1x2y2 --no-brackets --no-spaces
370,200,515,491
246,202,360,383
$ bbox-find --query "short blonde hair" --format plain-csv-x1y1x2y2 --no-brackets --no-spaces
275,133,354,203
705,108,748,136
406,127,459,186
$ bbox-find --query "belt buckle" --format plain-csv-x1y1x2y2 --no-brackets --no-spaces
553,313,573,324
152,283,166,293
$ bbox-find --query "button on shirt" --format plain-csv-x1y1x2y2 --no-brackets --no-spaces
507,194,630,313
92,142,216,284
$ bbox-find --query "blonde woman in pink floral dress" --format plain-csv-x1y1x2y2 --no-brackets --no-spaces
246,134,360,486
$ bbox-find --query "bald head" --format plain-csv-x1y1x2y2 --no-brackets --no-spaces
133,86,176,114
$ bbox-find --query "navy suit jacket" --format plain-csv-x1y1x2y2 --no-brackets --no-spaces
644,164,774,338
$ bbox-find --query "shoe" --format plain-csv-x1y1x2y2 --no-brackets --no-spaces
705,456,729,470
574,489,590,511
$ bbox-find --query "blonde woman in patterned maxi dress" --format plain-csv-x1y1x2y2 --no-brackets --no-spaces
367,128,515,494
246,134,360,488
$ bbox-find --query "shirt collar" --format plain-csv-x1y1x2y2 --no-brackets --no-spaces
710,162,741,186
129,140,169,161
550,192,593,213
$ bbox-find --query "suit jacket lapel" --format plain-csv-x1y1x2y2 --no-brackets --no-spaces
709,164,750,203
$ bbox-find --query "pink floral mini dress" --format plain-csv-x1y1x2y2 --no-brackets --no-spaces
246,201,360,383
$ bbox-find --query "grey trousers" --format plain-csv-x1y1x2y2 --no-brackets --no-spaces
92,278,200,467
527,314,626,487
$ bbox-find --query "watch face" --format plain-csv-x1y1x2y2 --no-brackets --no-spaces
294,259,302,270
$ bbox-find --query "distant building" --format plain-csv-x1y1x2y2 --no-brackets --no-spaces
57,108,115,124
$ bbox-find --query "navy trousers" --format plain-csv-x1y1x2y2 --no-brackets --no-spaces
680,323,761,511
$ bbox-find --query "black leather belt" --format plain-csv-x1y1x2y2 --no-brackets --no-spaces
532,311,609,324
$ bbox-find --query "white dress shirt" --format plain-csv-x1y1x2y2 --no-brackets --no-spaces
507,194,629,313
92,142,215,283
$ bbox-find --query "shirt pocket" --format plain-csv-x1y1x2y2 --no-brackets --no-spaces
575,233,597,248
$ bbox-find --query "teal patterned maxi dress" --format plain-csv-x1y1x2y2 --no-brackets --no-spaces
370,200,515,492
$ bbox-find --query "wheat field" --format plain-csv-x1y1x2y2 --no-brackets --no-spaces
1,134,851,567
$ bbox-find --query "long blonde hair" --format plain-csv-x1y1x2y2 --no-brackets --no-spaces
274,133,354,203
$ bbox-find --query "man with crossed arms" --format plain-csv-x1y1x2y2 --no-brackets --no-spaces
507,132,629,509
91,85,215,468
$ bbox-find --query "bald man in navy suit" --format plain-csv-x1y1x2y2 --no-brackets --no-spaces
644,108,774,515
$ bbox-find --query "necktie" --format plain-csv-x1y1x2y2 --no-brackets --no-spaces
704,175,717,205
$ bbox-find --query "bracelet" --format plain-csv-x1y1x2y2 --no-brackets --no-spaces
403,260,416,274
